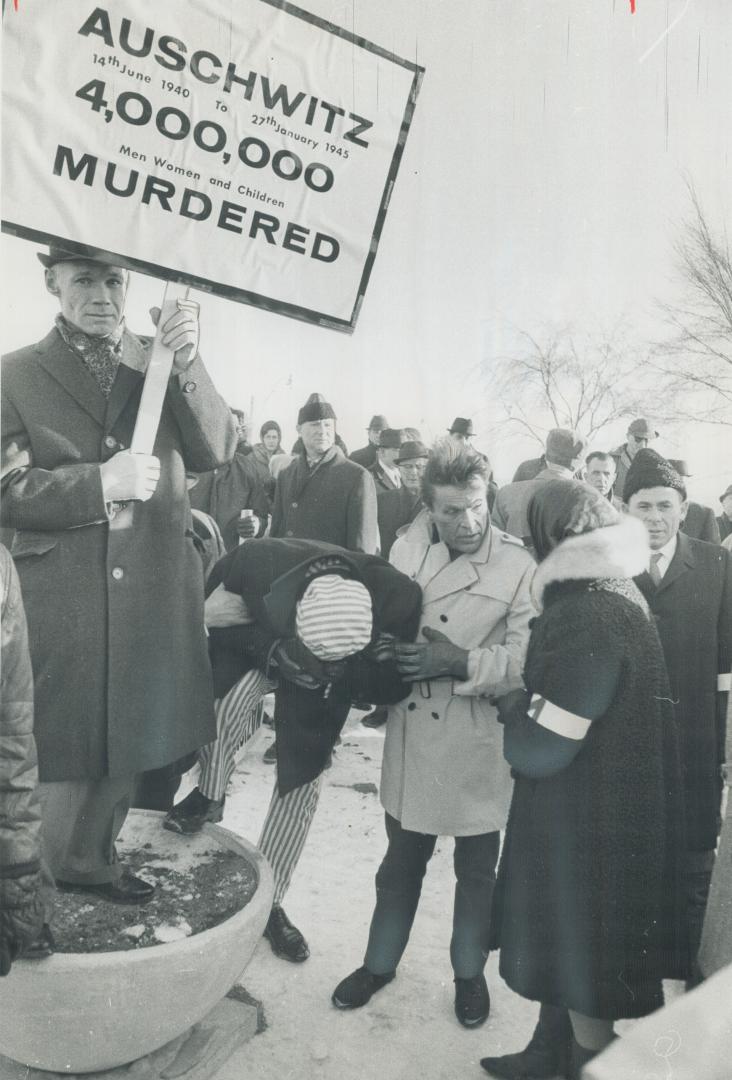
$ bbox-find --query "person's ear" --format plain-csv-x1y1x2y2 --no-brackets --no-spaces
45,269,59,297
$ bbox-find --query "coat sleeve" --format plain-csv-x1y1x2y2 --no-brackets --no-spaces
452,556,536,699
269,469,287,538
165,353,237,473
718,547,732,695
346,468,379,554
1,391,109,531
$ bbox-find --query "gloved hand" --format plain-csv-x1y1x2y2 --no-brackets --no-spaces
149,299,200,373
100,449,160,502
395,627,469,681
0,872,45,976
493,688,531,725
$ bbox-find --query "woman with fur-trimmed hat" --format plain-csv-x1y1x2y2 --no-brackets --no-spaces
482,481,686,1080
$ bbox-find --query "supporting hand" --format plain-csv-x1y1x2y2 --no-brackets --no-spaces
395,626,469,681
100,449,160,502
149,299,200,372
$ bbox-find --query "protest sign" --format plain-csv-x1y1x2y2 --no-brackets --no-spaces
2,1,423,331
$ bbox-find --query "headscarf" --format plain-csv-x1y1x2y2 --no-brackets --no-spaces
527,480,619,562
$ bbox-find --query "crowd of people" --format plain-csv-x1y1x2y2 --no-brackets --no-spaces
1,250,731,1078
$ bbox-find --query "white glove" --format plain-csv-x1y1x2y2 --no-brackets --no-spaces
149,299,200,372
100,450,160,502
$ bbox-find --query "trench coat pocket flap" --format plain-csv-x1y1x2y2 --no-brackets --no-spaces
463,577,515,606
10,531,59,558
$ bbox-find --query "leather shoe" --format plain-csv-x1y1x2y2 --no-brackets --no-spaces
57,869,156,905
22,923,56,960
332,965,395,1008
454,973,490,1027
163,787,225,835
262,741,277,764
263,905,309,962
480,1003,570,1077
361,706,388,729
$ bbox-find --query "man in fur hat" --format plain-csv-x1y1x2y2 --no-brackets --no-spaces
271,392,378,554
624,448,732,972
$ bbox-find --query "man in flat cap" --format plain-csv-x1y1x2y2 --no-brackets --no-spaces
271,392,378,554
369,428,406,493
350,414,390,470
625,448,732,974
1,245,236,902
164,538,421,964
717,484,732,544
493,429,587,549
610,417,659,497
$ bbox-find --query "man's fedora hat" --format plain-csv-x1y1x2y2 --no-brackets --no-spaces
367,415,389,432
397,440,429,463
448,417,475,437
378,429,405,450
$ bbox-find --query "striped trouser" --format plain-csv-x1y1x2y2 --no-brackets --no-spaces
198,670,323,904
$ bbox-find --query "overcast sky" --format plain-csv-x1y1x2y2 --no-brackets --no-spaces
3,0,731,503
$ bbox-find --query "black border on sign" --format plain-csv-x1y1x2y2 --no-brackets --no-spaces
1,0,424,334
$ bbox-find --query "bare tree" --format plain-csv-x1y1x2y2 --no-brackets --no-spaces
651,184,732,426
482,323,663,447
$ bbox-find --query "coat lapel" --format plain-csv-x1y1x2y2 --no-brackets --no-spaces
656,532,695,595
105,331,148,434
420,528,493,604
35,329,107,426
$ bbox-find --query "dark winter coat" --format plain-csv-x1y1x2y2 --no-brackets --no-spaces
491,518,687,1019
1,327,236,781
369,460,399,493
634,532,732,851
376,486,422,559
189,444,269,551
350,443,378,470
718,513,732,543
271,446,379,554
681,502,721,544
206,538,422,794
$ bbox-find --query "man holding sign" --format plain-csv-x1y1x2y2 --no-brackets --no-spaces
1,246,236,903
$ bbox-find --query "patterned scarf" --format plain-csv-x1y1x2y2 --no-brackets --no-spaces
55,314,125,398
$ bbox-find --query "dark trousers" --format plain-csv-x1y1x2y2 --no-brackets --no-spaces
364,813,500,979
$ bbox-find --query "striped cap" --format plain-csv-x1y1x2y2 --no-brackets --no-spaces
295,575,373,660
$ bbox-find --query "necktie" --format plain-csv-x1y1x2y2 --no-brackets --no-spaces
648,552,663,586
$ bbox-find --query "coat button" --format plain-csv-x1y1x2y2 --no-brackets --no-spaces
431,711,439,719
292,501,298,508
286,530,293,537
111,566,124,580
104,435,117,449
183,381,197,394
408,702,416,711
440,614,448,623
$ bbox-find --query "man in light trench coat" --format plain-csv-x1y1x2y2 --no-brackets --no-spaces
333,440,536,1029
0,245,236,904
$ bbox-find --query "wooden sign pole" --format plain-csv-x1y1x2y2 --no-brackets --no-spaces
130,280,190,455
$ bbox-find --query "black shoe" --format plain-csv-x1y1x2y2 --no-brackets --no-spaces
22,923,56,960
480,1004,571,1077
163,787,225,835
332,965,395,1009
262,741,277,764
263,905,309,962
361,706,388,729
57,869,156,905
454,973,490,1027
262,710,275,728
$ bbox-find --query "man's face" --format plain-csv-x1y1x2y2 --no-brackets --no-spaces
626,487,687,550
429,478,489,554
46,260,127,336
450,432,469,447
398,457,426,495
379,446,401,469
262,430,280,452
298,418,335,457
586,457,616,496
722,494,732,517
368,427,382,446
627,431,651,457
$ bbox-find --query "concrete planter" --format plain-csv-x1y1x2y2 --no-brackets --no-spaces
0,811,274,1074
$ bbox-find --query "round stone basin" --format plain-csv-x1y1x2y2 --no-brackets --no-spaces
0,810,274,1074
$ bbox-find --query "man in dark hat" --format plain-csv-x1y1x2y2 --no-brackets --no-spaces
350,414,390,470
448,417,476,445
369,428,406,493
376,440,430,560
1,245,236,902
164,538,421,964
493,429,587,547
717,484,732,543
610,417,659,496
668,460,721,544
625,448,732,972
270,392,378,554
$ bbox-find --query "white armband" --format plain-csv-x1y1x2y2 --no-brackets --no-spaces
528,694,592,741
